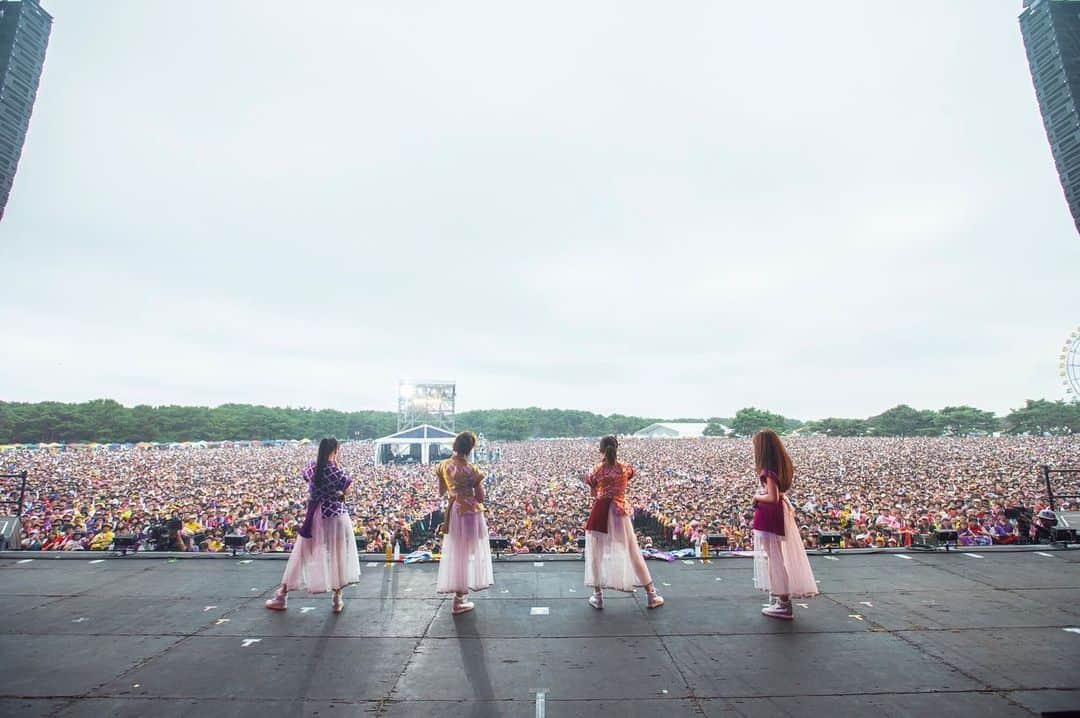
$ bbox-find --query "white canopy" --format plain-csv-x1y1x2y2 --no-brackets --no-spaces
374,424,456,465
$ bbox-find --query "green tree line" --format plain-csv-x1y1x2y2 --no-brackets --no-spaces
0,398,1077,444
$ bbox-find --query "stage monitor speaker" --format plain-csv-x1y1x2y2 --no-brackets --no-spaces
224,534,246,556
113,534,137,555
1051,527,1077,544
818,532,842,547
706,534,728,548
0,516,21,550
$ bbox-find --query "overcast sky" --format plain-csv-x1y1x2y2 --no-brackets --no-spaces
1,0,1077,420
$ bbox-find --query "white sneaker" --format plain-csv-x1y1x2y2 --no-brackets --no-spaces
762,601,793,620
589,593,604,610
452,600,475,615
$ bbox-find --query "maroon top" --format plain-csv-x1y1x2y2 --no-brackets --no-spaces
751,470,785,536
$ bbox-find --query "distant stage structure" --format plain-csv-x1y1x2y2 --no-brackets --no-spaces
397,379,456,432
634,422,713,438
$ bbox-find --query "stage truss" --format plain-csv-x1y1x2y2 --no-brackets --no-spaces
397,380,456,432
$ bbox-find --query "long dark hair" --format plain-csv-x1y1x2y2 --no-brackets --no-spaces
753,429,793,492
599,435,618,466
314,437,339,486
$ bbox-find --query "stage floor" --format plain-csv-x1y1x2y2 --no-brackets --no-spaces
1,549,1079,717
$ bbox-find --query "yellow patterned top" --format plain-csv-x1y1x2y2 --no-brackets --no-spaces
435,458,486,514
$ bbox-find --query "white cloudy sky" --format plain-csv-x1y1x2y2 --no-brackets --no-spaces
1,0,1077,420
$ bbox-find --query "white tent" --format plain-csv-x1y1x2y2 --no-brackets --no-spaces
633,422,714,438
374,424,456,465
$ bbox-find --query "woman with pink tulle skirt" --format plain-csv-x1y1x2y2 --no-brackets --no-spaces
265,437,359,614
751,429,819,620
435,431,494,614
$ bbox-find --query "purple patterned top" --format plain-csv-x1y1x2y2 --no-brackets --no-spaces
304,461,352,518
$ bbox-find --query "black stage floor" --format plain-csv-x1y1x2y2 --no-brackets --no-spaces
1,549,1079,717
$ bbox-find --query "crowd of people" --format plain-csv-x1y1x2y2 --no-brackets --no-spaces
3,435,1077,555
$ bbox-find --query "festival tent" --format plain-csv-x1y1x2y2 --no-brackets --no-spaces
633,422,713,438
374,424,456,465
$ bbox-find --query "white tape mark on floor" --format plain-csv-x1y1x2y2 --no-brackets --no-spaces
824,556,839,561
963,553,984,559
860,601,873,607
1037,552,1056,558
501,589,510,593
366,562,378,567
238,560,252,565
796,603,809,608
568,588,576,592
662,582,672,587
715,577,722,581
300,607,315,613
533,562,544,567
17,559,33,564
682,560,695,565
203,606,217,612
404,588,413,592
530,607,549,616
215,618,230,625
241,639,261,647
895,554,912,560
72,617,87,623
535,690,546,718
89,559,105,564
848,614,864,621
1064,627,1080,635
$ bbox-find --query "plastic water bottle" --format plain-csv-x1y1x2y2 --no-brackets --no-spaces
393,541,401,562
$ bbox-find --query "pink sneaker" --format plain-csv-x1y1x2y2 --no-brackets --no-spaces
265,585,287,611
452,599,475,615
646,591,664,609
589,593,604,610
332,591,344,614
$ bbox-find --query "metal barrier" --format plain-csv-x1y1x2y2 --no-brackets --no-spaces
1042,465,1080,512
0,471,28,517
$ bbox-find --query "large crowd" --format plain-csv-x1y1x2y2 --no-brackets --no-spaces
3,436,1078,554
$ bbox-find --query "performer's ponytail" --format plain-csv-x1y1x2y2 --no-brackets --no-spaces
314,437,339,486
600,435,618,466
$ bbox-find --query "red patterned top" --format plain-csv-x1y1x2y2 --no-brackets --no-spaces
585,461,634,517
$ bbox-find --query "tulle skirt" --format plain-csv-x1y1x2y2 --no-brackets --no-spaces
585,505,653,593
753,499,819,599
281,512,360,594
437,509,494,594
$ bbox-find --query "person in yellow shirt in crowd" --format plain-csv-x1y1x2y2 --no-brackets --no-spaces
90,525,114,551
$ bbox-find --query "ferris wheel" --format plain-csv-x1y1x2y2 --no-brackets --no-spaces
1062,327,1080,401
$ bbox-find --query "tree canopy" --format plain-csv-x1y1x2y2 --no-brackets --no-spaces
0,398,1076,443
